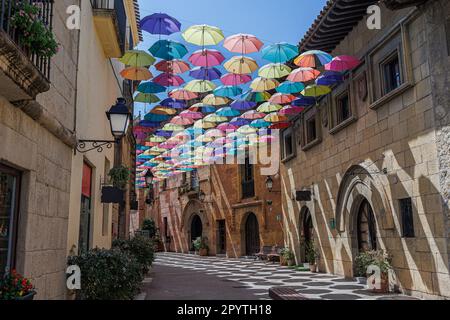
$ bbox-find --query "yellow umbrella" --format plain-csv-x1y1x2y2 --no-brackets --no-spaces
203,114,228,123
237,125,257,135
162,123,184,131
301,84,331,97
264,112,288,123
258,63,291,78
224,56,258,74
148,135,166,143
257,102,283,113
202,94,229,106
120,67,153,81
250,77,280,92
151,106,177,115
182,24,225,46
194,119,216,129
195,135,214,143
184,79,217,93
119,50,155,67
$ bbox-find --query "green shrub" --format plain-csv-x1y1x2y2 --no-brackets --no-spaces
108,165,130,189
68,248,143,300
142,218,157,238
355,250,392,276
305,241,318,264
280,248,295,261
112,236,155,274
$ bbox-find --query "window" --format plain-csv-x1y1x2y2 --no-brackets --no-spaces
300,107,322,150
190,170,199,190
382,53,402,94
241,156,255,199
282,128,295,160
337,92,351,124
79,162,92,254
306,116,317,144
399,198,414,238
102,158,110,236
0,165,21,276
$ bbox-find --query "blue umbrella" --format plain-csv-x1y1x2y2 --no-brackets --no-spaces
189,67,222,81
315,71,343,86
230,100,256,111
140,13,181,35
139,120,161,127
214,86,243,98
160,98,186,109
149,40,188,60
250,119,271,128
143,113,170,122
155,129,173,137
276,81,305,94
138,81,166,94
216,107,240,117
291,96,316,107
230,117,250,126
184,127,205,138
261,43,299,63
242,90,270,103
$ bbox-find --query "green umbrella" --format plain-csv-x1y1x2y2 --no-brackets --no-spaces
185,79,217,93
119,50,155,67
134,93,160,103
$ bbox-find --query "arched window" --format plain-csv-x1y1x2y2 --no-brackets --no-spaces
190,214,203,249
244,213,260,256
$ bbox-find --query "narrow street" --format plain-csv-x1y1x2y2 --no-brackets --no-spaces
145,253,419,300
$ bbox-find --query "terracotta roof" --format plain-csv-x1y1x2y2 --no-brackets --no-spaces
133,0,143,41
299,0,379,52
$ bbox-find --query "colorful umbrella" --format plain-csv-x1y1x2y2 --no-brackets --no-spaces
155,129,173,137
179,110,203,120
152,106,177,115
162,123,184,132
140,13,181,35
189,103,216,113
261,43,299,63
278,105,305,115
160,98,186,109
217,122,238,131
264,112,288,123
250,77,280,92
169,88,198,100
202,94,229,106
185,79,216,93
291,96,316,106
276,81,305,94
204,129,225,138
153,73,185,86
315,71,344,86
229,117,250,127
194,119,216,129
237,125,257,135
195,134,214,143
250,119,271,128
213,85,243,98
257,102,283,113
287,67,321,82
189,66,222,80
325,55,361,72
149,40,188,60
119,50,155,67
269,122,291,129
220,73,252,86
154,59,190,74
223,33,263,54
241,110,266,120
216,107,240,117
120,67,153,81
189,49,225,67
224,56,258,74
137,81,166,94
134,93,160,104
294,50,333,68
269,93,296,104
302,85,331,98
230,100,256,111
204,114,228,123
258,63,291,79
182,24,225,46
242,90,271,103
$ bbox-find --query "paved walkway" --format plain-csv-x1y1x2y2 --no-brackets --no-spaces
147,252,418,300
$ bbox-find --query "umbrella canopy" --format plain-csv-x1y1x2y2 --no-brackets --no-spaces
269,93,296,104
217,122,238,131
137,81,166,94
160,98,186,109
169,88,198,100
182,24,225,46
189,103,216,113
264,112,288,123
185,79,216,93
315,71,344,86
276,81,305,94
291,96,316,107
120,67,153,81
140,13,181,35
194,119,216,129
220,73,252,86
237,125,257,135
224,56,258,74
154,60,190,74
229,117,250,127
279,105,305,115
134,93,160,104
269,122,291,129
179,110,203,120
143,111,170,121
302,85,331,98
258,63,291,79
204,114,228,123
294,50,333,68
261,43,298,63
230,100,256,111
152,106,177,115
250,77,279,92
241,110,266,120
189,66,222,80
216,107,240,117
119,50,155,67
242,90,271,102
287,67,321,82
148,135,166,143
189,49,225,67
325,55,361,72
149,40,188,60
202,94,229,106
223,33,263,54
250,119,271,128
257,102,282,113
204,129,225,138
153,73,185,86
213,85,243,98
162,123,184,132
155,129,173,137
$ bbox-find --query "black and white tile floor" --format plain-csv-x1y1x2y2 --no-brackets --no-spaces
154,252,418,300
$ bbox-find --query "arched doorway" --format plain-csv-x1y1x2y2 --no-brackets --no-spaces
244,213,260,256
356,199,377,252
190,214,203,250
303,209,314,244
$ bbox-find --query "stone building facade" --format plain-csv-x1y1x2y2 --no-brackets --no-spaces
280,0,450,299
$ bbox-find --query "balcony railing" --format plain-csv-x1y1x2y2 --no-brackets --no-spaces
0,0,53,80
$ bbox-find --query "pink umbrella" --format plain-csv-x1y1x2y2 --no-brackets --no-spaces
189,49,225,67
155,60,191,74
210,137,232,147
220,73,252,86
217,122,238,132
170,116,194,126
278,105,305,115
241,110,266,120
287,67,321,82
159,142,178,149
269,93,296,104
179,110,203,120
169,88,198,100
204,129,225,138
223,34,263,54
153,73,185,86
325,55,361,72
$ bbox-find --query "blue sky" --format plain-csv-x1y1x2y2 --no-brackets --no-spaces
135,0,327,116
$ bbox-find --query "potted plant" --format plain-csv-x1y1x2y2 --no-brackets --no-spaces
108,165,130,190
305,241,318,272
280,248,295,266
198,237,209,256
0,270,36,300
369,250,392,293
354,251,372,285
192,237,202,255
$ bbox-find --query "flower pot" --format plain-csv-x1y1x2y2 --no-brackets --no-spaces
303,262,309,269
370,273,389,293
199,248,208,256
280,256,288,266
309,263,317,272
15,290,36,300
287,259,295,267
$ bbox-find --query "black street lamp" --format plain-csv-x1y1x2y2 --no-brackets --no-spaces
265,175,281,193
145,170,154,186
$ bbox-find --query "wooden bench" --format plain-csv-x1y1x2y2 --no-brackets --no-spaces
269,287,309,300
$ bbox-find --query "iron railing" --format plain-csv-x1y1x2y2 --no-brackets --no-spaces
0,0,53,80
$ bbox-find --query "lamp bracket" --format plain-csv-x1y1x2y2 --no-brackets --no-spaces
76,139,116,154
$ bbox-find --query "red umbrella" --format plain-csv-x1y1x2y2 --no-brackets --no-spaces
287,67,321,82
269,93,296,104
154,59,190,74
189,49,225,67
169,88,198,100
153,73,185,86
223,34,263,54
220,73,252,86
278,105,305,115
269,122,291,129
325,55,361,72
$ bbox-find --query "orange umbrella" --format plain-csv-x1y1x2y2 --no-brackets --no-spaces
287,67,321,82
169,88,198,100
120,67,153,81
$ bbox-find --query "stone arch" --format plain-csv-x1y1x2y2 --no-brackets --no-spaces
181,199,209,251
240,212,260,256
298,206,315,263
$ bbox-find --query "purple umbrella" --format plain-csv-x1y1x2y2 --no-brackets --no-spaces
189,67,222,81
153,73,185,86
140,13,181,35
139,120,161,128
230,117,251,126
155,129,173,137
292,96,316,107
230,100,257,111
160,98,186,109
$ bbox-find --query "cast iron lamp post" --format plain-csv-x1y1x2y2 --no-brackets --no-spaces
265,175,281,193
